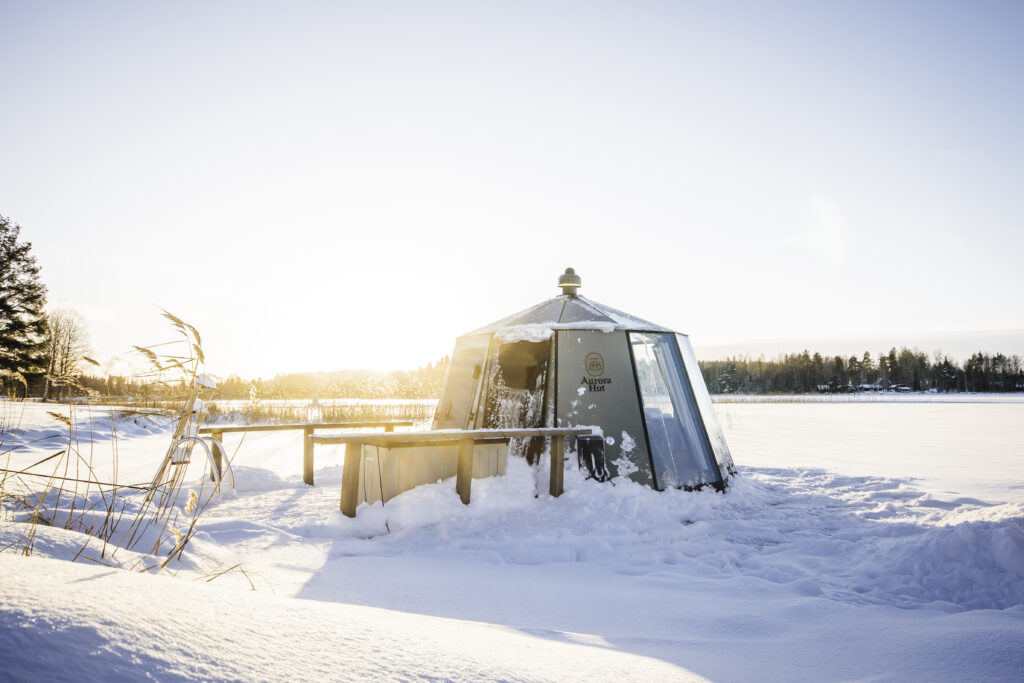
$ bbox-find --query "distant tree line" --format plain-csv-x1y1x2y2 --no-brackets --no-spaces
699,348,1024,394
76,358,451,401
74,347,1024,401
37,347,1024,402
213,359,450,400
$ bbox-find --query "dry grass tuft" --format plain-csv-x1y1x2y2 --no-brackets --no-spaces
0,311,241,576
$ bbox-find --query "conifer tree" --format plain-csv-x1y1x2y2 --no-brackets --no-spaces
861,351,875,383
0,215,47,396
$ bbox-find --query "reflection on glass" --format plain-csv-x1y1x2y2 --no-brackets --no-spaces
434,335,489,429
630,332,720,489
675,334,734,475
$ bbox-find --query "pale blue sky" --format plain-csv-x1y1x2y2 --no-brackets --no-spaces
2,1,1022,376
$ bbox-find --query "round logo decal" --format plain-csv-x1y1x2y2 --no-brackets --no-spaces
585,352,605,377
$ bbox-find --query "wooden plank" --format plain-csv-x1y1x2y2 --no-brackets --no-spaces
356,446,369,505
380,446,399,502
313,427,591,447
455,438,475,505
340,442,363,517
397,447,417,495
317,427,592,441
302,426,314,486
497,442,508,476
550,435,565,497
480,443,496,477
198,420,414,435
432,444,458,482
363,446,382,505
210,431,223,482
313,437,509,450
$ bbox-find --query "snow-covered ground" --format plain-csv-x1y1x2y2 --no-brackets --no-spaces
713,392,1024,404
712,393,1024,403
1,400,1022,681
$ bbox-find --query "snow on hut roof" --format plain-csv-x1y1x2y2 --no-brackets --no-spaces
465,294,672,338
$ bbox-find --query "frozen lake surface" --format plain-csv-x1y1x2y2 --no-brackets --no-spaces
719,401,1024,503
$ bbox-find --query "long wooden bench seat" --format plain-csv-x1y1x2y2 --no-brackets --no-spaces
312,428,593,517
198,420,414,485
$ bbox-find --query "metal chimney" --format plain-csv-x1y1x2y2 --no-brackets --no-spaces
558,267,581,296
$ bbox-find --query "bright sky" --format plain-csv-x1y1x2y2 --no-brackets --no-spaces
2,1,1022,378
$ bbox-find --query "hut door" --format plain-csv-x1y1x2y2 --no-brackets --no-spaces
482,338,551,461
433,334,491,430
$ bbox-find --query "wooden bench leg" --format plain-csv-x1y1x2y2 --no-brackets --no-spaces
456,438,474,505
210,431,223,482
303,427,314,486
340,442,362,517
550,435,564,497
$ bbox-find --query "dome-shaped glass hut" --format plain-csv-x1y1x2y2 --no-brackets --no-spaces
433,268,736,491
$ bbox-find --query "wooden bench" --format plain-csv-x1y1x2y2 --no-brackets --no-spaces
198,421,414,485
312,427,593,517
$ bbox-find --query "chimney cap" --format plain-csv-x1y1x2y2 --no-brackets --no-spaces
558,267,582,296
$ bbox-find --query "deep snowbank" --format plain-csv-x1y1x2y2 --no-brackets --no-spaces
0,554,702,682
304,461,1024,612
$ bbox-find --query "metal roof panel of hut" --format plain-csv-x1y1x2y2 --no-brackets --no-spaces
467,295,671,336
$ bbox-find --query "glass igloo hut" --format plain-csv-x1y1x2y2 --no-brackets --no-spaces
433,268,736,491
